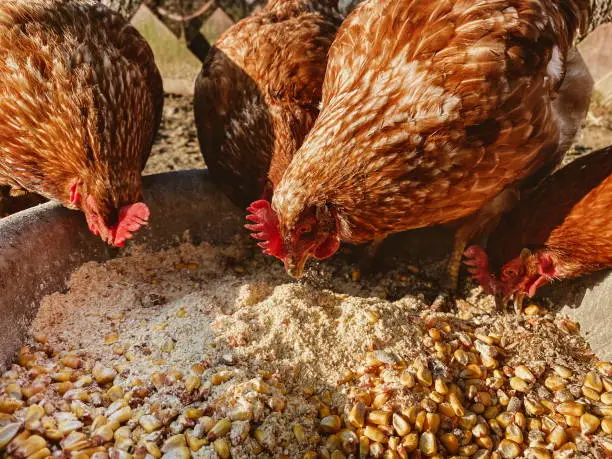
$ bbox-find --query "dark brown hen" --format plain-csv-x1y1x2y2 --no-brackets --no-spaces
0,0,163,246
247,0,592,282
465,146,612,306
194,0,341,209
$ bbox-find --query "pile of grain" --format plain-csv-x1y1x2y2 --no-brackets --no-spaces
0,242,610,458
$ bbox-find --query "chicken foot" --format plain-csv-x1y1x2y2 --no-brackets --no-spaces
448,225,476,292
447,188,520,291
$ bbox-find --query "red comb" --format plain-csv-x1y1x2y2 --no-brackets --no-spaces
112,202,150,247
245,200,286,259
464,245,497,294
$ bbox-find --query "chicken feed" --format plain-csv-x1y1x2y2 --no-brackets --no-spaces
0,239,610,458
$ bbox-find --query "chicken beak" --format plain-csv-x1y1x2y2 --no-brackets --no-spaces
284,254,309,278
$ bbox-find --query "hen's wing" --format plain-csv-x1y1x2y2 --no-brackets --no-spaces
194,43,276,208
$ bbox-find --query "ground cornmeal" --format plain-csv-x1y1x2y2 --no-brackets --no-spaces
0,241,609,458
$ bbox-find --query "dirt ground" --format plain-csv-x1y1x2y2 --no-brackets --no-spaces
143,95,205,175
566,97,612,163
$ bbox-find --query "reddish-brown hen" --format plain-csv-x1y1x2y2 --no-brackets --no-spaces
0,0,163,246
247,0,592,281
465,146,612,307
194,0,341,208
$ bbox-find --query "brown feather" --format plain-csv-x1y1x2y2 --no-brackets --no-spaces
194,0,341,208
0,0,163,223
273,0,591,244
488,146,612,278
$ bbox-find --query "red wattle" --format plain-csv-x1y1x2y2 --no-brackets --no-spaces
70,182,81,205
313,234,340,259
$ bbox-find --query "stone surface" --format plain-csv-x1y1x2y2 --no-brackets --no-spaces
579,24,612,84
562,282,611,359
545,272,612,360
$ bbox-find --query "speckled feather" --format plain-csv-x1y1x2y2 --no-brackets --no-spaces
272,0,590,243
0,0,163,219
194,0,341,208
487,146,612,278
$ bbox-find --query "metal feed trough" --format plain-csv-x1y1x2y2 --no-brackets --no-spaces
0,170,610,371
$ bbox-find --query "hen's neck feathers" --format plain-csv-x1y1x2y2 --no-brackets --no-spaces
195,0,340,207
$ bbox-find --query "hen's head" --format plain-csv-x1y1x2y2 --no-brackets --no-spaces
464,246,556,300
69,178,149,247
498,249,556,298
245,200,340,277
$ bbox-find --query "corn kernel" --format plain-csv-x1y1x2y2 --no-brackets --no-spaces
579,413,600,434
363,425,387,444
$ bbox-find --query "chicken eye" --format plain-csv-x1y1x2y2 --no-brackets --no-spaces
502,267,517,279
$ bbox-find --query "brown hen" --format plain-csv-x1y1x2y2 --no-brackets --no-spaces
0,0,163,246
247,0,592,282
465,146,612,308
194,0,341,209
